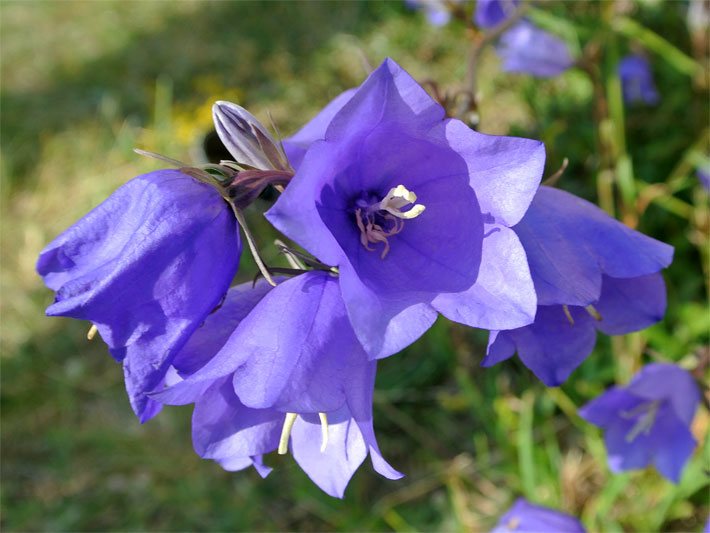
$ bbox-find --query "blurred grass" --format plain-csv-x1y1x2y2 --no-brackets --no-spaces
1,1,708,531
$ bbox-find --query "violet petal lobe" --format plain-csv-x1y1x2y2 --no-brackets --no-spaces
593,273,667,336
492,497,586,532
149,280,275,406
37,169,240,421
283,88,356,171
625,363,701,425
475,0,520,29
432,224,536,330
484,305,598,386
618,55,660,105
291,408,368,499
497,21,574,78
192,378,282,461
337,261,438,359
230,271,358,413
516,186,673,306
441,120,545,227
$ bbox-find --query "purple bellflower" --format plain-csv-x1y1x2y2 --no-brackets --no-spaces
579,363,700,483
36,170,241,421
492,498,586,533
697,166,710,191
152,273,402,498
618,55,660,106
266,58,546,359
485,186,673,385
474,0,519,29
496,21,574,78
405,0,462,27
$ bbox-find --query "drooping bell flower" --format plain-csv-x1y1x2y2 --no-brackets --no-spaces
579,363,700,483
266,58,546,359
618,55,660,106
484,186,673,385
492,498,586,533
152,274,402,498
474,0,519,29
37,169,241,421
496,21,574,77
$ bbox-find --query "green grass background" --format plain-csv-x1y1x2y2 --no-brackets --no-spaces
1,1,708,531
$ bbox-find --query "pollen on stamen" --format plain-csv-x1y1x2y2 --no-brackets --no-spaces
87,324,98,340
379,184,426,220
354,184,424,259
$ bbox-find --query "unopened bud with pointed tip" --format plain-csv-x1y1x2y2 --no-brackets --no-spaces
213,101,291,172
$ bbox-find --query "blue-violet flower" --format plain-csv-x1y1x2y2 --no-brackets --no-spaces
579,363,700,482
618,54,660,106
266,58,546,359
492,498,586,532
152,274,401,498
37,170,241,421
484,186,673,385
496,21,574,78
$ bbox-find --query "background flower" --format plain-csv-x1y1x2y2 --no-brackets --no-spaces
579,364,701,483
618,54,660,105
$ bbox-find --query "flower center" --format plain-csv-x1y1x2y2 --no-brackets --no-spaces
353,185,426,259
620,399,661,443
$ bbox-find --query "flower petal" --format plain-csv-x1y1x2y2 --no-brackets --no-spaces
231,271,358,412
626,363,701,425
516,186,673,306
441,119,545,227
433,225,536,330
192,378,281,460
484,305,597,386
338,261,438,359
291,408,368,499
594,274,667,335
283,89,357,170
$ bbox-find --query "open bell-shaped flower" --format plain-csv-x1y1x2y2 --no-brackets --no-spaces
152,275,401,497
267,58,546,359
484,186,673,385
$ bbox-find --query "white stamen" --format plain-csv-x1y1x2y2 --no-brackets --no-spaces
585,304,602,321
87,324,98,340
319,412,329,453
278,412,298,455
379,184,426,220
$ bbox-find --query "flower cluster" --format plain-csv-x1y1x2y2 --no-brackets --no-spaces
38,57,695,499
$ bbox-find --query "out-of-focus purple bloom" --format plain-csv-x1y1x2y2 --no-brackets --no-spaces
475,0,519,29
496,21,574,77
405,0,461,26
37,170,241,421
618,55,660,105
579,363,700,483
267,58,545,359
485,186,673,385
153,274,401,498
698,167,710,191
492,498,586,532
